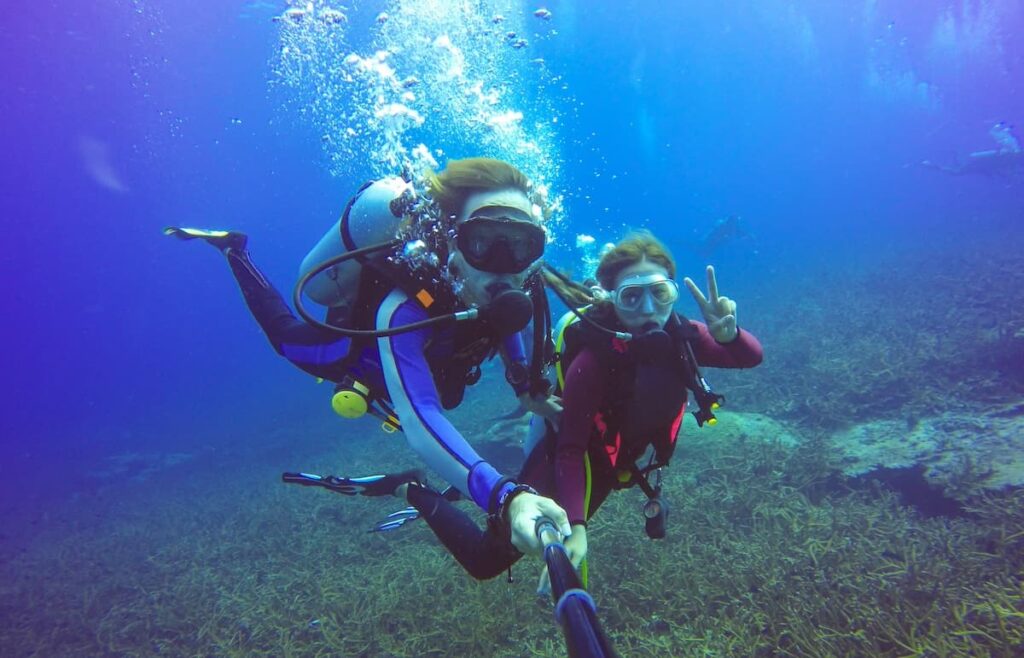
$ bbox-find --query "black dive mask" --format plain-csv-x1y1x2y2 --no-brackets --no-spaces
456,211,545,275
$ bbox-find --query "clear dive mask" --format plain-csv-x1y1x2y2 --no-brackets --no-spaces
610,274,679,312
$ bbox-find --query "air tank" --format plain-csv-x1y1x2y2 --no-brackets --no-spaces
298,177,413,310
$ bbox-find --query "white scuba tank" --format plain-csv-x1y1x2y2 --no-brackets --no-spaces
299,176,413,311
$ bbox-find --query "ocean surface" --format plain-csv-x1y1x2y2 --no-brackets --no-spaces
2,1,1022,656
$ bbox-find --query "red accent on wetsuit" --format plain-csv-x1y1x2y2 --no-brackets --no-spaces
553,321,763,525
668,407,686,445
605,431,621,467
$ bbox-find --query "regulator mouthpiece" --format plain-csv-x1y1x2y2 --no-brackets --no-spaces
481,287,533,337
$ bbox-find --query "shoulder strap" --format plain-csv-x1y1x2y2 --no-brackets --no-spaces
553,304,629,392
553,308,583,392
327,255,455,398
666,313,726,427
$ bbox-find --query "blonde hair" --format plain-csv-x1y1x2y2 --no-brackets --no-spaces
544,230,677,307
426,157,533,221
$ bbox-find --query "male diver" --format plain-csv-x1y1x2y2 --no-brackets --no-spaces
921,122,1023,178
166,158,571,556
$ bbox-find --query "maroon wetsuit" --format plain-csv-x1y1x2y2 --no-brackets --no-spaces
525,322,763,525
409,319,762,580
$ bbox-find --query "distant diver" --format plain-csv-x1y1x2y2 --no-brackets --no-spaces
166,157,572,557
921,122,1023,178
693,214,750,260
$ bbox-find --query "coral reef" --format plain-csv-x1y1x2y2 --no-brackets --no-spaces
709,231,1024,503
833,404,1024,500
732,233,1024,434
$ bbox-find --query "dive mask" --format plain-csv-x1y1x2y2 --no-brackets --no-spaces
611,274,679,312
456,206,546,275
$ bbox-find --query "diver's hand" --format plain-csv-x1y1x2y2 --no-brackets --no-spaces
564,523,588,566
518,392,563,429
536,524,588,596
507,493,572,555
684,265,738,343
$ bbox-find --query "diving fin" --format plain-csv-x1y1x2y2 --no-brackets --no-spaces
281,469,423,497
164,226,248,252
370,507,421,532
369,485,460,532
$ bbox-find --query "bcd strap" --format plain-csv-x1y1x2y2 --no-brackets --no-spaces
324,252,457,405
630,464,661,499
664,314,725,427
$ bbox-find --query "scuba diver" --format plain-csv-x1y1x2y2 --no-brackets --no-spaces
165,157,571,556
693,214,750,260
921,122,1023,178
289,231,763,585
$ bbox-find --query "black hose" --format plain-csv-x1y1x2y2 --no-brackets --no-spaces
292,239,466,337
528,274,550,390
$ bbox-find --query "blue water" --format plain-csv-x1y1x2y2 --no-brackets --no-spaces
2,0,1022,595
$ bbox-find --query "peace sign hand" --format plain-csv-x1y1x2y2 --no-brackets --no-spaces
683,265,738,343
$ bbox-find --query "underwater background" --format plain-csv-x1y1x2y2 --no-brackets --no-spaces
2,1,1023,656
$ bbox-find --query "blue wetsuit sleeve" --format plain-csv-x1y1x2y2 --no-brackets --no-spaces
377,290,515,511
